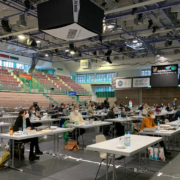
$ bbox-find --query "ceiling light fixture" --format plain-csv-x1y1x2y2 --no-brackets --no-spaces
133,39,138,43
107,25,114,29
36,40,41,43
69,44,76,54
18,35,26,40
65,49,69,52
45,54,48,57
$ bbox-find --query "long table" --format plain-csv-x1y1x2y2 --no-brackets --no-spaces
140,128,180,150
86,135,162,180
0,128,71,171
66,122,112,148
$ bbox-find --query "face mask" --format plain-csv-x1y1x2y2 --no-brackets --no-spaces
32,111,35,114
151,114,155,119
25,114,29,118
75,110,78,113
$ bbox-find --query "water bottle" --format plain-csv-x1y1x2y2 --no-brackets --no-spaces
127,131,131,147
157,121,160,131
85,118,89,125
177,117,180,129
124,131,127,146
23,119,26,135
118,110,121,119
31,113,34,121
139,111,141,116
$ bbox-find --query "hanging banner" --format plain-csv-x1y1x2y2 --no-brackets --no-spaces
66,91,77,96
112,78,132,89
133,78,150,88
19,74,32,79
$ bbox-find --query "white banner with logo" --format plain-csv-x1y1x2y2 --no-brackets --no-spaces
133,78,150,88
115,79,132,89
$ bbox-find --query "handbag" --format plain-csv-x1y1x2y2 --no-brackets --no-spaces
62,139,79,151
0,150,12,170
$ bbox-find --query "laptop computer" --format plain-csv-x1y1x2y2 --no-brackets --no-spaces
143,128,157,132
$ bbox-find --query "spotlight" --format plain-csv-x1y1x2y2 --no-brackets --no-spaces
132,7,138,15
69,44,76,54
1,19,11,32
105,50,112,56
24,0,31,10
148,20,153,29
152,26,157,33
65,49,69,52
45,54,48,57
36,40,41,43
27,37,37,47
18,35,26,40
107,25,114,29
156,54,160,57
106,57,112,64
133,39,138,43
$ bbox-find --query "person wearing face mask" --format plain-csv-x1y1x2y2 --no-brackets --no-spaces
59,104,64,113
141,110,171,155
87,105,95,115
63,106,70,116
121,107,127,117
14,110,43,161
69,105,85,144
29,106,42,127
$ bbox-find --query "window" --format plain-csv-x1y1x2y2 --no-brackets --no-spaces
86,74,94,83
141,70,151,76
96,73,115,82
77,74,86,83
95,86,115,92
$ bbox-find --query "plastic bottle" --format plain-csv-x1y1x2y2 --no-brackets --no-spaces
23,119,26,135
9,124,13,136
127,131,131,147
139,111,141,116
31,113,34,121
124,131,127,146
118,110,121,119
85,118,89,125
157,121,160,131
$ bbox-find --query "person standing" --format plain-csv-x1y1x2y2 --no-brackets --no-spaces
104,97,109,109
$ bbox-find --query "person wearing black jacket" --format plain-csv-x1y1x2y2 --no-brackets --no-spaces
14,110,43,161
29,106,42,127
172,110,180,121
104,97,109,109
96,103,102,110
33,102,40,112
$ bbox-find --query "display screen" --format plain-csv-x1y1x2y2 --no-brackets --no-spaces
151,65,178,87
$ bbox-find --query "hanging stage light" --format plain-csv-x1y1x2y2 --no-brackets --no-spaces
106,57,112,64
69,44,76,54
1,19,11,32
148,20,153,29
27,37,37,47
105,50,112,56
132,7,138,15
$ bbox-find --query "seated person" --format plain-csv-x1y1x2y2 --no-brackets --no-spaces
29,106,42,127
14,110,43,161
120,102,123,107
155,106,161,113
125,105,131,112
105,108,116,119
172,110,180,121
166,103,172,112
138,103,144,110
112,103,118,112
63,106,70,116
59,104,64,113
53,103,59,111
160,103,164,108
121,107,134,117
96,103,102,110
141,110,170,155
130,121,141,135
142,104,149,116
87,105,95,115
33,102,40,112
69,106,86,144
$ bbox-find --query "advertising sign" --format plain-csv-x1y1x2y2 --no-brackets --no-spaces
133,78,150,88
115,78,132,89
19,74,32,79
